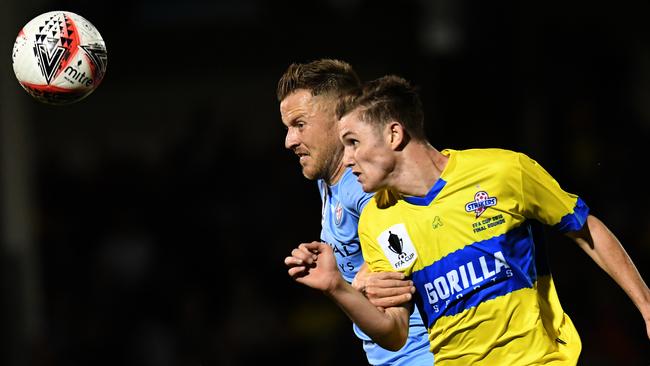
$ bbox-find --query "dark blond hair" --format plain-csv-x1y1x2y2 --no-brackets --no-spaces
276,59,361,101
336,75,426,141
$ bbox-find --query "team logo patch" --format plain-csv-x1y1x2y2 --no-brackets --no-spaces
465,191,497,218
378,223,417,270
334,202,343,226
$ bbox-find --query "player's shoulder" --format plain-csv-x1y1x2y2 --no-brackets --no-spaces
337,168,373,210
360,189,400,226
445,147,522,159
444,148,528,171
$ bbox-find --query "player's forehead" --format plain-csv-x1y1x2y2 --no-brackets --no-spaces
339,109,364,133
280,89,333,122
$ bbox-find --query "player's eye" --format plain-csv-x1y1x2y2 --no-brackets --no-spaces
343,138,358,147
294,120,306,129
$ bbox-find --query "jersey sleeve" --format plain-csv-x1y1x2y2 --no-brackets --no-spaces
517,153,589,233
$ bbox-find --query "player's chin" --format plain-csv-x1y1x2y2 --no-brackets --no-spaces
360,179,378,193
301,166,320,181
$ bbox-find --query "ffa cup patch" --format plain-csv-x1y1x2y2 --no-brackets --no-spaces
377,223,417,271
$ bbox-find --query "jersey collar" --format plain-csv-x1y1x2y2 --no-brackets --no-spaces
403,178,447,206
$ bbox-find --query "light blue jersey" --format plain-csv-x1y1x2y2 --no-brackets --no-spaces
319,168,433,366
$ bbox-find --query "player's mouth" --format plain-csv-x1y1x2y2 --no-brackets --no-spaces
297,153,310,165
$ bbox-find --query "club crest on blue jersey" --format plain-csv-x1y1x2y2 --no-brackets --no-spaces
335,202,343,225
465,191,497,218
378,223,417,270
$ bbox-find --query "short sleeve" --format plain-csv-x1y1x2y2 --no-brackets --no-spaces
518,153,589,232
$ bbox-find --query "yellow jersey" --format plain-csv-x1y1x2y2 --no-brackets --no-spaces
359,148,588,365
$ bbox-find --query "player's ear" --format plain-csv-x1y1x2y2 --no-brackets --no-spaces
387,121,408,150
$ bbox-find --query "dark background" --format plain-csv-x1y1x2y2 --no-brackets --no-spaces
1,1,649,365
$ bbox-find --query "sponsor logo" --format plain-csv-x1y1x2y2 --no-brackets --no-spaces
423,250,513,312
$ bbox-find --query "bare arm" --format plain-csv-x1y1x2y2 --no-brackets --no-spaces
285,241,411,350
566,214,650,339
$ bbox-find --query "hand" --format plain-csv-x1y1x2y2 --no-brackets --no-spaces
354,268,415,308
351,263,371,293
284,241,342,292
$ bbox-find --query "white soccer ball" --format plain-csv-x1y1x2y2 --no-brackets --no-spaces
12,11,108,105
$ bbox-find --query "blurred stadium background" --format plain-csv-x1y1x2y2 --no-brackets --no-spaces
1,1,649,365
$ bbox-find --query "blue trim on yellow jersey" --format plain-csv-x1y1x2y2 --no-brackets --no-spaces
403,178,447,206
412,224,538,327
554,197,589,233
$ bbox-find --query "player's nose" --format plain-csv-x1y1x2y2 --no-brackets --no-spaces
285,129,300,150
342,146,355,167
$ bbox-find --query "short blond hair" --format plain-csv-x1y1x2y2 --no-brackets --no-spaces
276,59,361,101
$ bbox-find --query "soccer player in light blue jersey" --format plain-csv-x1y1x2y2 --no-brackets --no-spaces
285,75,650,365
278,60,433,365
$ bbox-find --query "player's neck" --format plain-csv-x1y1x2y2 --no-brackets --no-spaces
392,142,447,197
324,160,346,186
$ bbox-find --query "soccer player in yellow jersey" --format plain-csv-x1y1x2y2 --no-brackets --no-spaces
284,75,650,365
